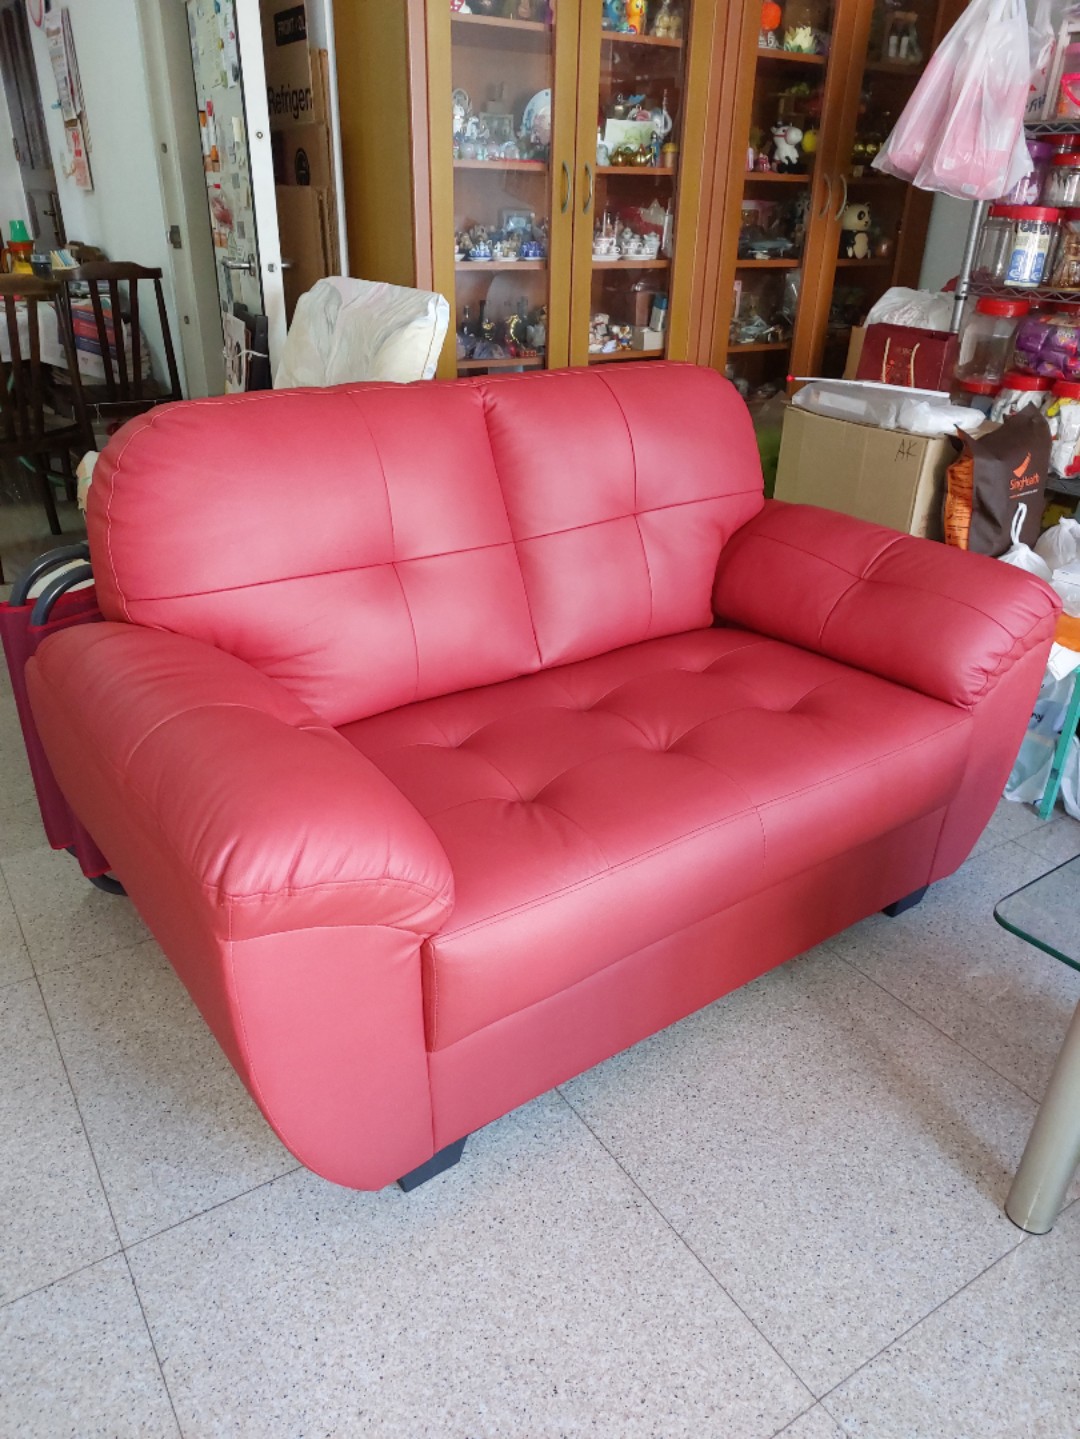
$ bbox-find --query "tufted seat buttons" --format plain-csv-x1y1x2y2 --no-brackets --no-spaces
341,626,971,1050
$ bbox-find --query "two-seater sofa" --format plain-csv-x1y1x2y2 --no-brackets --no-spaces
26,363,1059,1191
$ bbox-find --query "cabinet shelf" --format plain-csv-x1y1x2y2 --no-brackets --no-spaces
450,13,549,34
743,172,810,184
455,260,547,271
863,60,923,75
591,257,671,269
735,258,800,268
588,348,664,362
449,13,550,48
453,159,548,172
728,341,790,352
602,31,683,48
596,165,675,176
756,48,826,67
457,356,545,371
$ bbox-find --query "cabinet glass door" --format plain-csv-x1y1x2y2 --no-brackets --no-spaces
718,0,850,398
570,0,700,366
811,0,962,378
444,0,578,377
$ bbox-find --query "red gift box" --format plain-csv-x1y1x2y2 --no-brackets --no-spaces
855,323,960,391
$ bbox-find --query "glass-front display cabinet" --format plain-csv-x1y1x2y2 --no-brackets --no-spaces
332,0,722,380
708,0,965,394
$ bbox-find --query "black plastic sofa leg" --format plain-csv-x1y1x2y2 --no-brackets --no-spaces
87,872,127,896
397,1136,469,1192
882,885,929,918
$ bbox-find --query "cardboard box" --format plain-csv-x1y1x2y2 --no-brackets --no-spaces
775,405,956,539
276,183,332,319
262,6,329,128
631,326,664,350
843,326,865,380
272,122,333,189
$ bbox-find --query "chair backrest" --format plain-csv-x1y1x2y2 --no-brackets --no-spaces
0,274,89,455
61,261,182,407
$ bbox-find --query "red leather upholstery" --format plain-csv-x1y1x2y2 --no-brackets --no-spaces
88,364,760,725
714,501,1060,708
343,628,969,1050
24,364,1058,1189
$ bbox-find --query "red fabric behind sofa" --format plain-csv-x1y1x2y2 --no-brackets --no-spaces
26,364,1059,1188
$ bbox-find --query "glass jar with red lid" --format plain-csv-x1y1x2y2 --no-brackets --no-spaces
955,297,1030,385
989,372,1053,422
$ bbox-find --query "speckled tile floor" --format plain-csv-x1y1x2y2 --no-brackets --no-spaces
2,509,1080,1437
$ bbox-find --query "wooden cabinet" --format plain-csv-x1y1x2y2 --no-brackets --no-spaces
706,0,964,392
333,0,721,378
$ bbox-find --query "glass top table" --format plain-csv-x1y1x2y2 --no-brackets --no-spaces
994,855,1080,1233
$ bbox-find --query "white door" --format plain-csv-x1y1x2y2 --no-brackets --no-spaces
184,0,286,379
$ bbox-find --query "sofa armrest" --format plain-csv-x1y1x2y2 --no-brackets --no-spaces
712,501,1061,709
27,623,455,940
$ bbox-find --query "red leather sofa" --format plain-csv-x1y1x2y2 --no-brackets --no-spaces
25,363,1059,1191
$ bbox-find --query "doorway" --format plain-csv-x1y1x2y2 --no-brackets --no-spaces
0,0,62,249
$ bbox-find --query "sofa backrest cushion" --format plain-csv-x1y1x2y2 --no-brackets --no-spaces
88,364,762,725
483,365,763,668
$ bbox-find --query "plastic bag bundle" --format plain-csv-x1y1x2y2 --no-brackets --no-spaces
873,0,1033,201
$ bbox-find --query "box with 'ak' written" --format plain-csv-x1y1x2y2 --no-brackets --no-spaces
775,405,959,540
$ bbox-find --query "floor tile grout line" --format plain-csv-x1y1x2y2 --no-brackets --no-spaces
119,1249,185,1439
770,1401,855,1438
0,1247,125,1315
30,965,185,1434
552,1088,819,1409
121,1163,306,1258
812,1231,1035,1420
824,941,1056,1109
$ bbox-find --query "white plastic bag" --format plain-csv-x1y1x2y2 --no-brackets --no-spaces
1026,0,1056,118
865,288,953,331
1052,560,1080,616
875,0,1032,201
1035,517,1080,571
998,505,1053,578
914,0,1032,199
1004,668,1080,812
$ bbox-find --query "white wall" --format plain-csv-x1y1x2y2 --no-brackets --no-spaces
918,194,975,291
27,0,181,388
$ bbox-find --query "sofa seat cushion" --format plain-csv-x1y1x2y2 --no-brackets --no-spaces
340,629,972,1050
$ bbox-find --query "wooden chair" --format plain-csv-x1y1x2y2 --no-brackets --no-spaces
56,261,182,421
0,275,93,566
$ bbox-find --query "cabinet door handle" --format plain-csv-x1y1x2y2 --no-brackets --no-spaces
560,161,571,214
833,173,849,223
583,161,594,215
818,172,832,220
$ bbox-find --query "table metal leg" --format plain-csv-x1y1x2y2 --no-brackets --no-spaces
1006,996,1080,1234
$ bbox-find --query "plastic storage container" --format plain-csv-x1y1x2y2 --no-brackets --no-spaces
1051,208,1080,288
953,377,1001,418
989,372,1053,423
1012,303,1080,380
1045,154,1080,207
955,297,1029,385
972,206,1016,282
1003,207,1060,286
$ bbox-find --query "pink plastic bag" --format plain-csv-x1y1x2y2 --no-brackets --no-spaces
874,0,1032,201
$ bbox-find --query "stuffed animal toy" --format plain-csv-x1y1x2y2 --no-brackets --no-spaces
840,201,871,258
625,0,647,33
771,122,803,173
